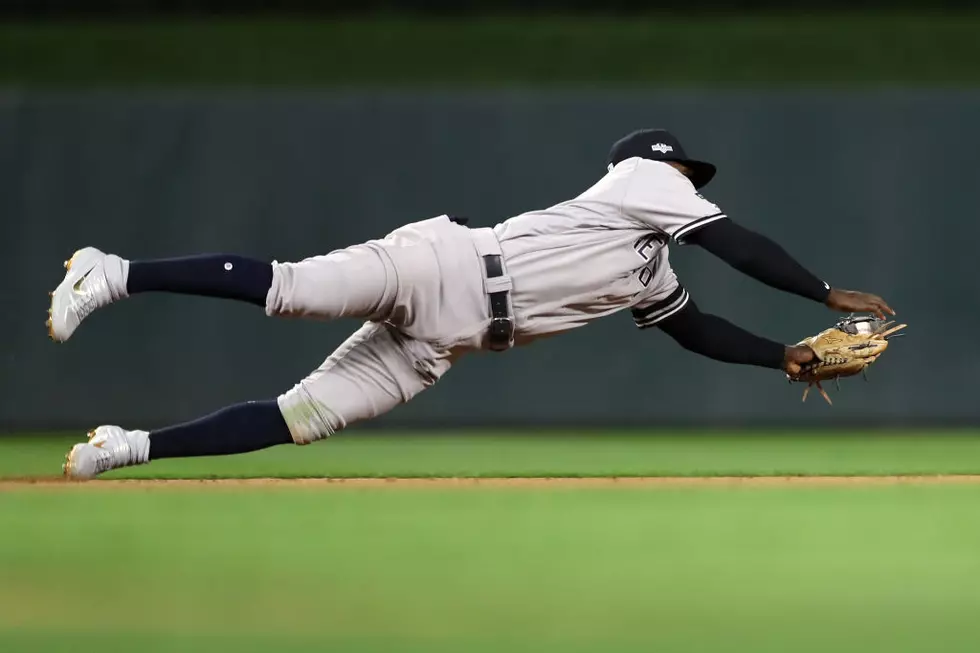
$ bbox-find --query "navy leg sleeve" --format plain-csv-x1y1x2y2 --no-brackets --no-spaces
128,255,273,307
149,400,293,460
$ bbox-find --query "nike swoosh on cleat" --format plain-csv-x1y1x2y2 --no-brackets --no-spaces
72,269,94,293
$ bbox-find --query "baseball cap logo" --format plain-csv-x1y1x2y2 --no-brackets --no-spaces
651,143,674,154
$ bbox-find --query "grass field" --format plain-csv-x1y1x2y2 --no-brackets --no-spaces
4,430,980,479
3,430,980,652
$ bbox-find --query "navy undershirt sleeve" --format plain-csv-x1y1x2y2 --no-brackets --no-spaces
655,297,787,370
683,218,831,303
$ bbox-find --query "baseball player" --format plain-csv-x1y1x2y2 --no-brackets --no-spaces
50,129,894,479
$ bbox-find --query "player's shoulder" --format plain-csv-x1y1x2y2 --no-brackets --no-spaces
618,157,700,190
573,157,668,202
616,157,721,214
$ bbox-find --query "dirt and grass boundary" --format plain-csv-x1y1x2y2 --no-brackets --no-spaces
5,475,980,489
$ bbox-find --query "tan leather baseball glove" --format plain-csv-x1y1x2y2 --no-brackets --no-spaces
789,315,907,404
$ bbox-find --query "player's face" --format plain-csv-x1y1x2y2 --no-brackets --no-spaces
665,161,694,178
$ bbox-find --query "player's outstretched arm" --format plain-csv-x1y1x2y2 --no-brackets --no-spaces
684,218,894,318
655,296,814,375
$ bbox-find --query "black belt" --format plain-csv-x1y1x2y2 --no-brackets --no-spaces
451,215,514,351
483,254,514,351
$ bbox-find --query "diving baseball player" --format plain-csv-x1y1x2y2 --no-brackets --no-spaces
49,129,894,478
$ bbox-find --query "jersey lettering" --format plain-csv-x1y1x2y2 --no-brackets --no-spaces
633,233,663,262
638,265,654,287
633,234,664,287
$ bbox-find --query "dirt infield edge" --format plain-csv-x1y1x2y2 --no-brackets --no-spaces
5,475,980,489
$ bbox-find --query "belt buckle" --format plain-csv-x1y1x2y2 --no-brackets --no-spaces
488,316,514,351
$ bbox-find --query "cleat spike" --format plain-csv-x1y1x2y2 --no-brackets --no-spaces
64,251,81,271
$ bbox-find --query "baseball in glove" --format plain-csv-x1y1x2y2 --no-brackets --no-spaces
789,315,907,404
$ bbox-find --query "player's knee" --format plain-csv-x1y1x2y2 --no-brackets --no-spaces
265,261,306,317
276,384,344,445
266,261,341,318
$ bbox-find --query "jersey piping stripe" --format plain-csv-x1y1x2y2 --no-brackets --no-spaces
632,285,685,320
633,288,690,328
673,212,727,243
637,292,690,329
635,290,690,329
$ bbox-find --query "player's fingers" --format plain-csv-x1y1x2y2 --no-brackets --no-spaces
796,345,817,364
872,300,893,319
865,293,893,315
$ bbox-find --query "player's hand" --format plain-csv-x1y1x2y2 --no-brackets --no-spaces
782,344,816,378
824,288,895,319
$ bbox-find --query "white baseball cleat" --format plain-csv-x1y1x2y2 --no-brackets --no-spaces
47,247,126,342
63,425,150,480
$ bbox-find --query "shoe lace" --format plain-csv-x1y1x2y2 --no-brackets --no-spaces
73,293,100,321
92,430,134,474
94,450,116,474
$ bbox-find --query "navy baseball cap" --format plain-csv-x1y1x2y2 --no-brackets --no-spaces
607,129,717,189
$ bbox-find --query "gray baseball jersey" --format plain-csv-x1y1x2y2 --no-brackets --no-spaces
272,158,725,444
496,157,724,342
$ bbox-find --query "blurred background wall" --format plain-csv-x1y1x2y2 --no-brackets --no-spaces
2,4,978,430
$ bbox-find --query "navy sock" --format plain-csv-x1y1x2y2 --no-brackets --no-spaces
127,255,273,307
149,400,293,460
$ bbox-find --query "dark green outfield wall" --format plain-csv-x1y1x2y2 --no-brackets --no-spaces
2,15,980,86
2,90,977,429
